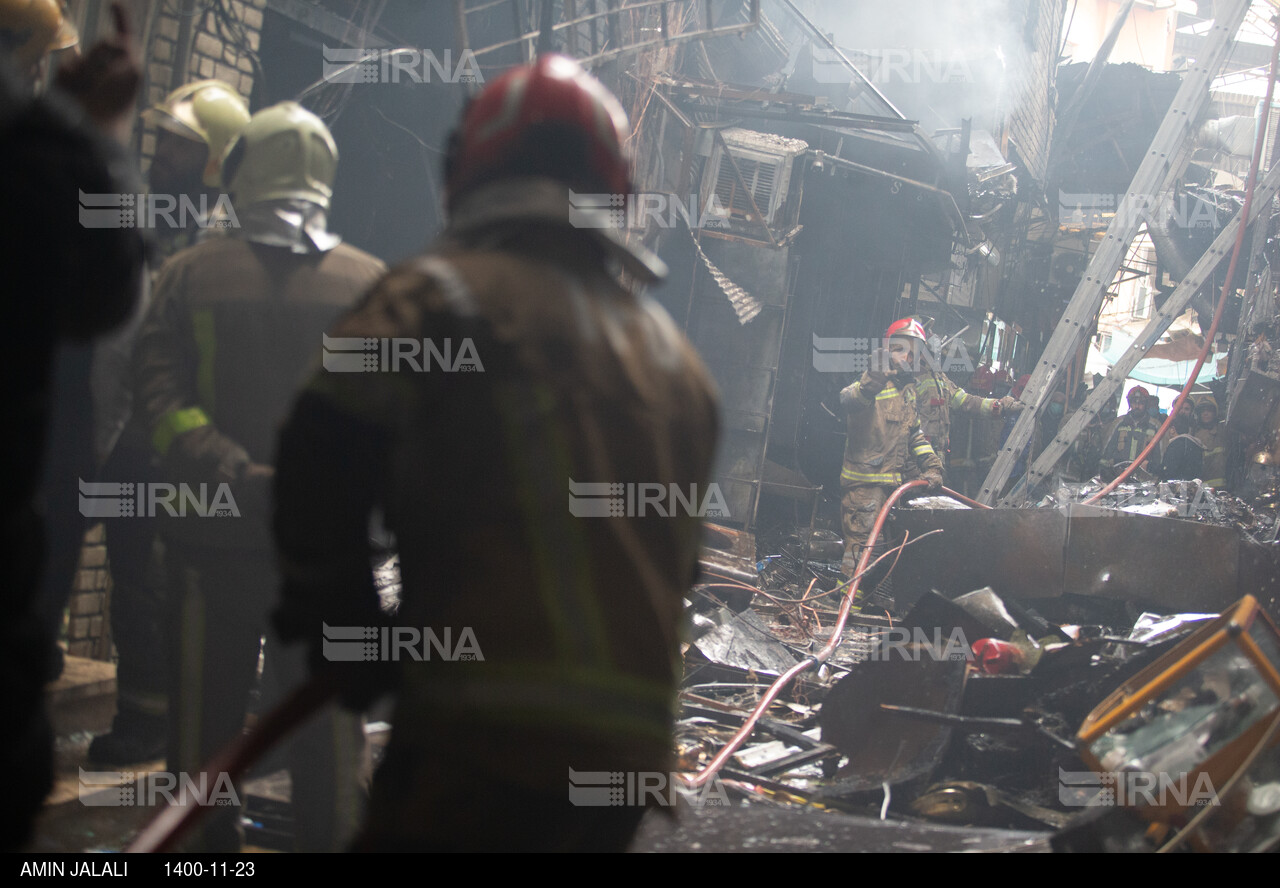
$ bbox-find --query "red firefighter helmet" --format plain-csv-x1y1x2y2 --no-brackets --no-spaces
969,362,995,394
1127,385,1150,405
444,54,633,211
885,318,927,342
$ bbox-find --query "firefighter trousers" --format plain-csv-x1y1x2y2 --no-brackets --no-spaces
840,484,890,582
166,546,365,852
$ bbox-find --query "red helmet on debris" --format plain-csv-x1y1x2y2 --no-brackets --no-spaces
885,318,927,342
444,54,633,211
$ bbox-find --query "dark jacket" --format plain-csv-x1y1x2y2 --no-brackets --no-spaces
1099,410,1161,473
272,179,721,817
132,235,385,549
1159,433,1205,481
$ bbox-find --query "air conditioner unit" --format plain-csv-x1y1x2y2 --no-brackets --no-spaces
700,127,808,243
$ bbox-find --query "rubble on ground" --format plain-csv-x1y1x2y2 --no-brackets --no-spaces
667,517,1280,852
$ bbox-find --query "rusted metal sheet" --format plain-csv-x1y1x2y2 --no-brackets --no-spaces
1238,541,1280,617
892,505,1258,613
631,802,1051,852
699,522,758,587
1227,370,1280,439
704,522,755,559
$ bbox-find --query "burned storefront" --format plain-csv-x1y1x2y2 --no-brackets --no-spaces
629,2,1031,528
628,0,1280,853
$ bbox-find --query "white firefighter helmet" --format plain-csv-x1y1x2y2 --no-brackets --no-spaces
222,101,337,209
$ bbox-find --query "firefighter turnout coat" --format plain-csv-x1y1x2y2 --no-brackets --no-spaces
271,179,721,847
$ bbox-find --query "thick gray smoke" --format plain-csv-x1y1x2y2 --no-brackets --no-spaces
784,0,1026,131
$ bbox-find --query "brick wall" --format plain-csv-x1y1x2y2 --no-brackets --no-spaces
136,0,266,168
65,525,113,660
1000,0,1068,185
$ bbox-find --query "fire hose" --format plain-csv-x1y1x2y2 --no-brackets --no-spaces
1086,27,1279,505
129,483,981,845
683,482,987,789
126,679,337,853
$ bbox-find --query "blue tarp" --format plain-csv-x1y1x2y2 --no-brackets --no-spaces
1101,339,1227,387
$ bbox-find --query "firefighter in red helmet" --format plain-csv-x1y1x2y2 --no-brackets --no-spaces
837,318,943,598
272,54,720,850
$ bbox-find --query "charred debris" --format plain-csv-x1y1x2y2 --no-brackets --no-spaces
673,499,1280,852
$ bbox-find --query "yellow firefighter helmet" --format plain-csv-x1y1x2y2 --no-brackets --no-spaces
0,0,78,70
145,79,250,188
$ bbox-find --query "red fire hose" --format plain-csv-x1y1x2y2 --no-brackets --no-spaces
1086,29,1280,504
126,680,337,853
684,481,985,789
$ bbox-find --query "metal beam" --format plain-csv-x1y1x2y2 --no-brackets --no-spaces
775,0,905,121
171,0,199,90
977,0,1252,505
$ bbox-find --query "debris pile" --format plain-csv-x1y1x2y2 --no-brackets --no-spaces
1040,479,1280,543
669,521,1280,852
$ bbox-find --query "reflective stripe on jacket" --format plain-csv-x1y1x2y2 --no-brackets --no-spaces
839,373,942,488
912,371,997,457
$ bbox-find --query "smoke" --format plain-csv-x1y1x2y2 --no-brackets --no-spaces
792,0,1024,54
784,0,1028,131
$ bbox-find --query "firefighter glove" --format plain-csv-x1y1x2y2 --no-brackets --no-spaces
867,348,893,385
